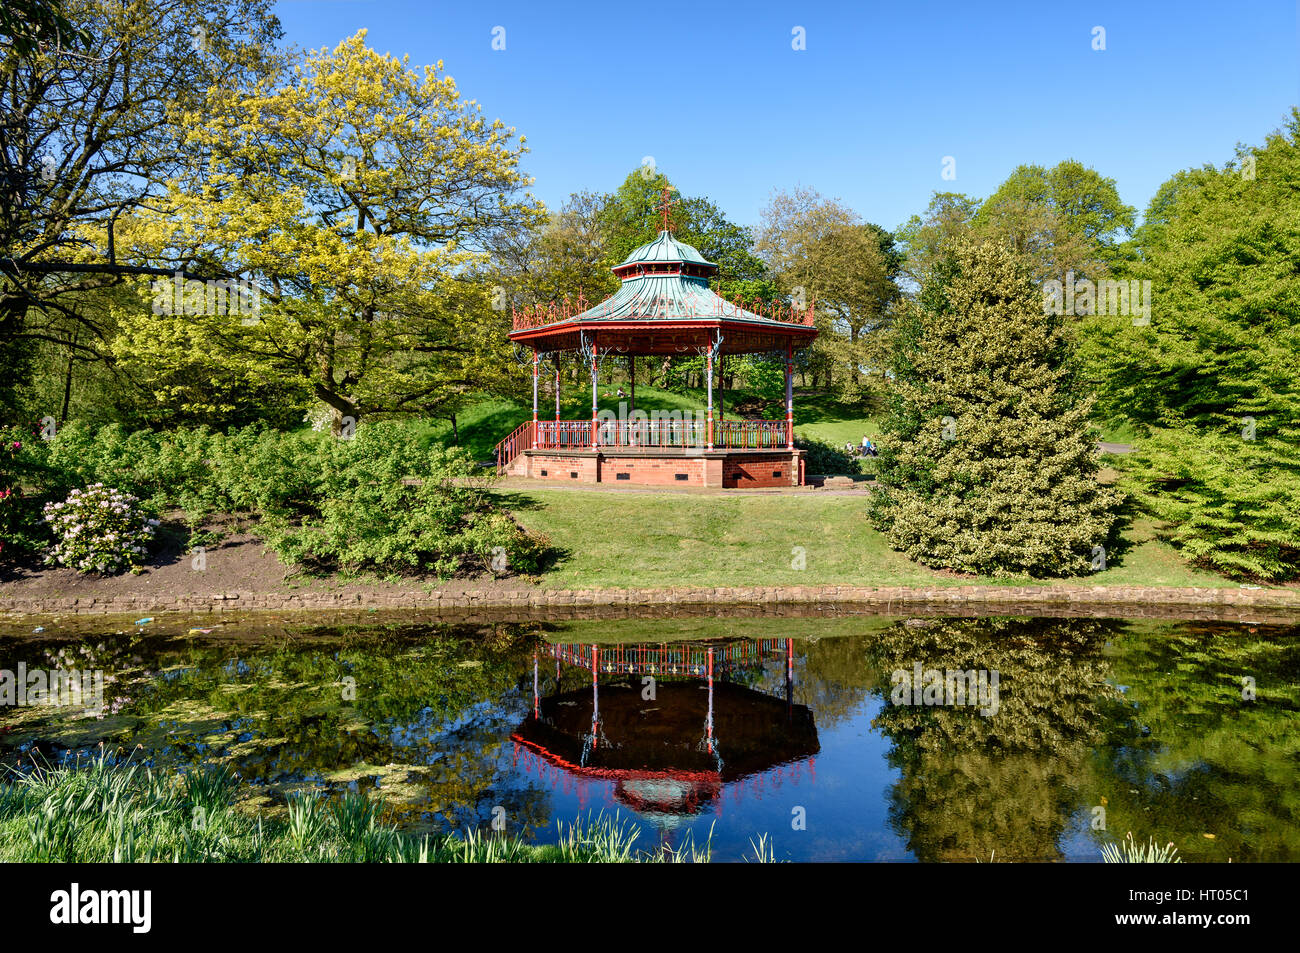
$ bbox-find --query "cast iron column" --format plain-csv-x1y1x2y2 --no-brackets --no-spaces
706,341,714,450
786,340,794,449
590,337,599,448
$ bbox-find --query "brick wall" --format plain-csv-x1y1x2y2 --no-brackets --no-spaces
524,452,599,482
516,450,804,487
723,452,800,488
601,455,705,486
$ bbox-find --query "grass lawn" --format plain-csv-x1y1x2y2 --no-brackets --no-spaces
1097,419,1142,445
790,390,879,447
497,488,1238,591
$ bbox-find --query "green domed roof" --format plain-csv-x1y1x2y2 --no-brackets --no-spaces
618,230,716,270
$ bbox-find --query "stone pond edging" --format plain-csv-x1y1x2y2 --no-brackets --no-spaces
2,582,1298,622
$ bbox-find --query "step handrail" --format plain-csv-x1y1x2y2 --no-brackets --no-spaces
495,420,536,474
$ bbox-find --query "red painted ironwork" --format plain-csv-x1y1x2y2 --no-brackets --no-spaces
785,339,794,450
592,418,704,448
706,344,714,450
494,420,535,474
589,337,599,447
534,419,593,449
509,738,813,800
713,419,785,449
549,639,786,676
510,736,725,785
514,639,815,809
655,185,679,233
528,418,786,451
706,646,714,754
531,348,539,423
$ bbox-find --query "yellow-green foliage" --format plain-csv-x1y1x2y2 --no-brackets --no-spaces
872,240,1122,576
110,30,542,424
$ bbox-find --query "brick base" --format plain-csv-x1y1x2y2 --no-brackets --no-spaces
516,449,803,488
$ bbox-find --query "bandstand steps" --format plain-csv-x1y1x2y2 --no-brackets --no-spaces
818,475,870,491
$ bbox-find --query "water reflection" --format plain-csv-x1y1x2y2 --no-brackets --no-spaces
0,614,1296,861
512,641,818,845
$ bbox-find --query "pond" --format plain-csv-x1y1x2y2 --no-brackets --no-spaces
2,611,1297,861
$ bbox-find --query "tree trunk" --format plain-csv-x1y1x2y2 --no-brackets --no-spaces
314,383,357,437
61,331,77,422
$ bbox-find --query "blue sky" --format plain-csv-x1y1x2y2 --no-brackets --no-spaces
272,0,1300,232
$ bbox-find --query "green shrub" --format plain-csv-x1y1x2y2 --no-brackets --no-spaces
42,423,334,523
202,426,328,518
261,421,548,577
45,423,200,506
1116,428,1300,581
795,435,860,475
24,420,546,577
0,425,56,561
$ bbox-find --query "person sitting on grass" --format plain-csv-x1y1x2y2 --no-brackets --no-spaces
861,435,877,457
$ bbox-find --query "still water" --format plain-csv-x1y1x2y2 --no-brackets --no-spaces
2,612,1297,861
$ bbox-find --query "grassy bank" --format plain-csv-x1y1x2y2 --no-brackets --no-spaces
499,489,1239,591
0,756,717,863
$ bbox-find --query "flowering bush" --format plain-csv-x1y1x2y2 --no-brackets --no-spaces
43,484,159,574
1,426,53,562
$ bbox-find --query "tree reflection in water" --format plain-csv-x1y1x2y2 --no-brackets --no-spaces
1,614,1296,860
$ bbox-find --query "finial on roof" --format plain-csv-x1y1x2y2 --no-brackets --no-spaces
655,185,679,233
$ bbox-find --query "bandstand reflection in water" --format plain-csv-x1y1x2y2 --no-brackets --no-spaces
510,640,820,839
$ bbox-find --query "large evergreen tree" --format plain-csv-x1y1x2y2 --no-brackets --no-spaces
871,239,1121,577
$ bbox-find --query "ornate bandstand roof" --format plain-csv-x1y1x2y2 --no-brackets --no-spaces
615,229,714,270
509,192,818,356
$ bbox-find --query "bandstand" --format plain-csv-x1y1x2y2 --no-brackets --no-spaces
510,640,819,834
496,191,818,488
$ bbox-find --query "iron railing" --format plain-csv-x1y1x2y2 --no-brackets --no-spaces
496,418,793,472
